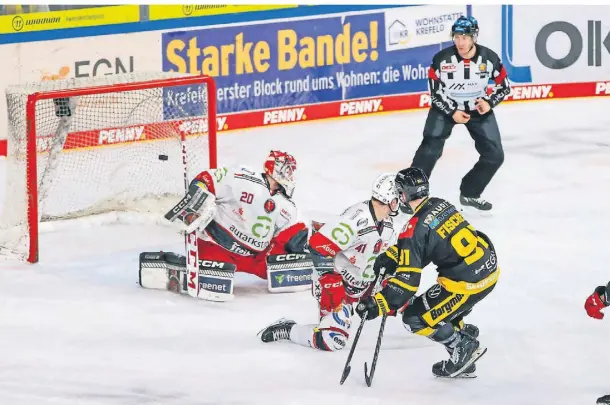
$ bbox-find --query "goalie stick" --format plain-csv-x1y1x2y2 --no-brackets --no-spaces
171,142,217,298
179,136,199,298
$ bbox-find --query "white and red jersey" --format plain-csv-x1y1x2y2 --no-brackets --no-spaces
193,165,299,256
309,200,410,299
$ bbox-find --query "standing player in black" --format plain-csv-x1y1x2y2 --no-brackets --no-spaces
410,16,511,211
356,167,500,378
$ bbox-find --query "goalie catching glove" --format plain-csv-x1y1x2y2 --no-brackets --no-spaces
164,178,217,234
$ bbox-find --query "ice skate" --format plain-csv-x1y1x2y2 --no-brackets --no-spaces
460,195,492,211
597,394,610,404
258,318,296,343
433,329,486,378
438,324,480,378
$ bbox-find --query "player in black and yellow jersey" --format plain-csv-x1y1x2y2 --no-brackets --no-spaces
355,167,500,378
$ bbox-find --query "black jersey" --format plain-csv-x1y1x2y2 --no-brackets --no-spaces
428,44,511,115
374,197,499,311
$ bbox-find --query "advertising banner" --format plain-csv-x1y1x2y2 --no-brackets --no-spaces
0,6,139,35
15,31,161,83
4,79,607,159
148,5,298,21
474,5,610,84
0,31,162,144
1,4,610,156
161,6,465,117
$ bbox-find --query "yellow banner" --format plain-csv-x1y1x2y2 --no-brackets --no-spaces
0,6,140,34
149,5,297,21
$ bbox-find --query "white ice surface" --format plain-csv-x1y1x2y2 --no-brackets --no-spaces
1,97,610,405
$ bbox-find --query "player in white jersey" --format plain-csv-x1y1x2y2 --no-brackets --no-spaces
140,151,311,300
258,173,410,351
189,150,307,279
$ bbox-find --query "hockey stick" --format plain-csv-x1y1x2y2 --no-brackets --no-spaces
339,266,390,386
364,314,388,387
180,133,199,299
339,313,366,385
339,266,388,385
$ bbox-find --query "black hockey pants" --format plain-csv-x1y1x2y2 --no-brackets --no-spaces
411,108,504,198
401,281,497,345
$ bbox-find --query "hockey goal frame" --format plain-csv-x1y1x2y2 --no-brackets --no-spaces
22,75,217,263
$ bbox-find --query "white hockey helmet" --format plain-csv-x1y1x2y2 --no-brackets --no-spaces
264,150,297,198
372,172,400,216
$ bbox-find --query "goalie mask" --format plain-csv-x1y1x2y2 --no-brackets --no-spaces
371,172,400,216
264,150,297,198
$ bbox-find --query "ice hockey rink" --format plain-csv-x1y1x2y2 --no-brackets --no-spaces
1,96,610,405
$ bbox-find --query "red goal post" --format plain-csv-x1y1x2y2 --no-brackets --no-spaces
1,73,217,263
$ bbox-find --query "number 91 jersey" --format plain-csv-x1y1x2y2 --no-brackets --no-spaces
194,165,298,255
390,196,499,295
312,200,410,299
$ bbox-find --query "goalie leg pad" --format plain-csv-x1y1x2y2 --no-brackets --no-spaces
141,247,313,299
139,251,237,301
197,260,236,302
267,253,313,293
139,252,187,293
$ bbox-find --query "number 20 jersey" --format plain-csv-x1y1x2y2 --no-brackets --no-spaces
194,165,299,256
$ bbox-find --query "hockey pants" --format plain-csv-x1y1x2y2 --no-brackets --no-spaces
401,280,497,346
411,107,505,198
197,223,306,280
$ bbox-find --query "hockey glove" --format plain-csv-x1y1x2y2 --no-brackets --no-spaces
374,247,398,277
356,292,391,321
585,285,610,319
164,179,217,234
284,227,309,253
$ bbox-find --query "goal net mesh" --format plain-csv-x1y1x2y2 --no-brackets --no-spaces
1,72,214,261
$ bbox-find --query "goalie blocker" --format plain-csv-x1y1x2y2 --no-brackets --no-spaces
164,178,217,234
139,251,313,301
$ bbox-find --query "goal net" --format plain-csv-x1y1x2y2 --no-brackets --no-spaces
1,72,217,263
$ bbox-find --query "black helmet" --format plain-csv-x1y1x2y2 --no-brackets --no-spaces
395,167,429,204
451,15,479,38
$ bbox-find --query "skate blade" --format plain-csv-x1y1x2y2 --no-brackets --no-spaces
459,204,493,218
436,371,477,379
448,347,487,378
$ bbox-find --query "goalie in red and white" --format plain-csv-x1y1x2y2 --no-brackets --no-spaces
258,173,410,351
139,150,311,301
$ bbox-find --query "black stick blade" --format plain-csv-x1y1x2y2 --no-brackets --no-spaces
364,362,373,387
340,365,352,385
